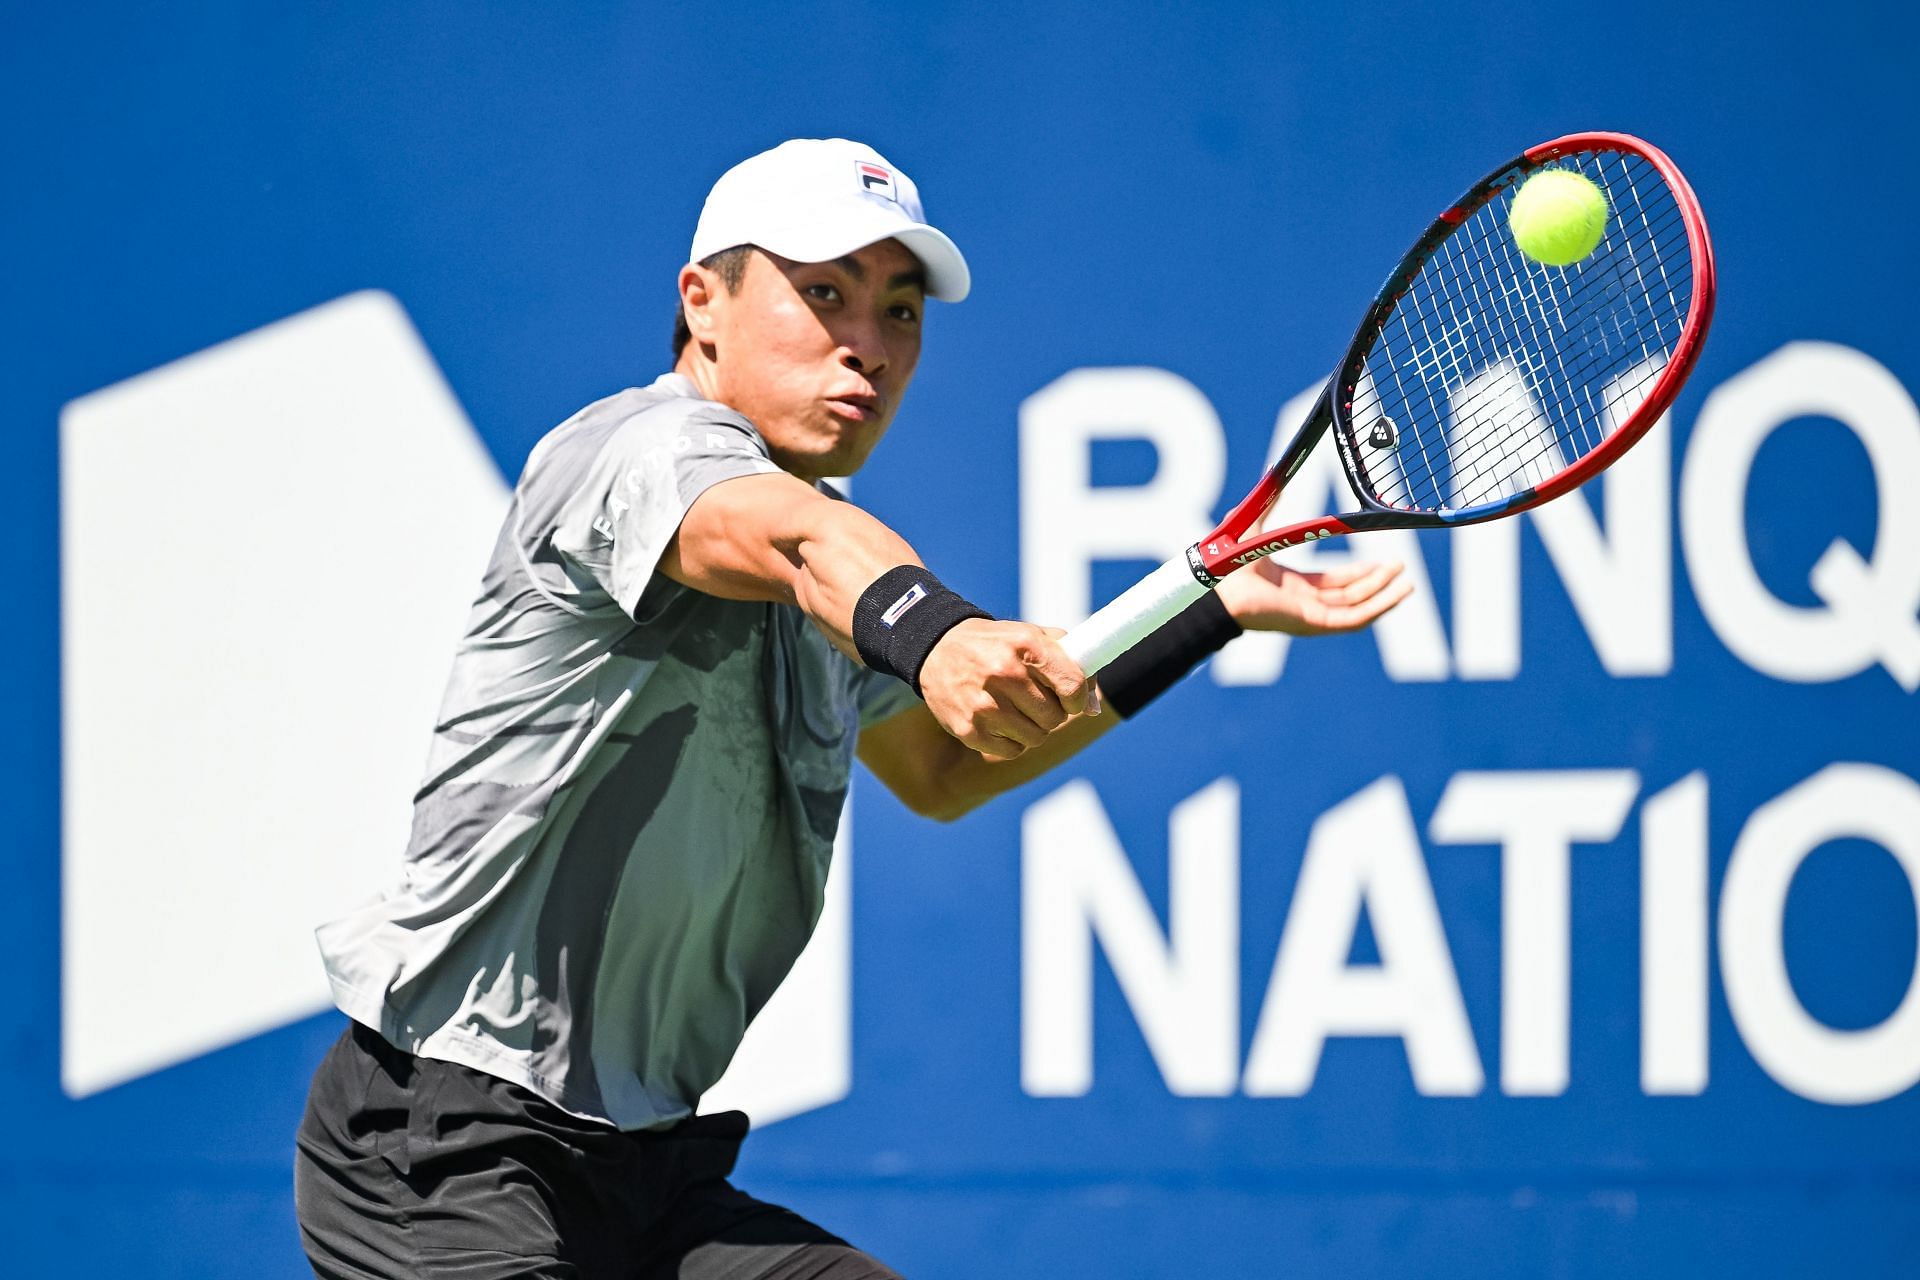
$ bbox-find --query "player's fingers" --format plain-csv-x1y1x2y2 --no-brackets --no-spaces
982,673,1069,736
947,707,1041,759
1326,572,1414,625
980,695,1052,749
937,631,1070,734
1021,635,1094,717
1325,560,1404,605
1306,560,1370,588
1036,626,1101,713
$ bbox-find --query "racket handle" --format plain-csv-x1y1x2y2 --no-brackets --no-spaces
1060,553,1211,676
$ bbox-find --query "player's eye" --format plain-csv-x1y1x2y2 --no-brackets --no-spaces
804,283,842,303
888,302,920,324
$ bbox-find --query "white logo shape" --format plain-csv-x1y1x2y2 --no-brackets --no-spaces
882,582,927,626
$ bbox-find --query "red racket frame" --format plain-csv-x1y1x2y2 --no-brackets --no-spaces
1186,130,1716,587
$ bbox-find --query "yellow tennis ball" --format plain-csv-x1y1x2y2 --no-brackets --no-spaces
1508,169,1609,267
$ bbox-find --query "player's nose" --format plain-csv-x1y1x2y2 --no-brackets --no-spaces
836,318,889,379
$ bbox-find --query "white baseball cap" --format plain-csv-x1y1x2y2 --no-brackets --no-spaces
690,138,971,302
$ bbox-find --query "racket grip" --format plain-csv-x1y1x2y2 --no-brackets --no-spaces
1060,553,1211,676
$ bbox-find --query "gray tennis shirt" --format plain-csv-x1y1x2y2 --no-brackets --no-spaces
316,372,918,1130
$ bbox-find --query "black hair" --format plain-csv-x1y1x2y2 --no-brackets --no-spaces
671,245,756,359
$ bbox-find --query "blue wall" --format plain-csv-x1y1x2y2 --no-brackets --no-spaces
6,3,1917,1275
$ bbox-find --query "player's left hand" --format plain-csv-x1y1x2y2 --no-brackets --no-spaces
1215,558,1411,636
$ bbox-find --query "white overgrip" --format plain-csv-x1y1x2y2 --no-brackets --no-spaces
1060,553,1212,676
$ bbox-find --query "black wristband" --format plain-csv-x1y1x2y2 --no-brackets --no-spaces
852,566,992,695
1098,591,1242,719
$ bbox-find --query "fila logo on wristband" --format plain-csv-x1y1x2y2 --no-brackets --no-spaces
881,582,928,627
853,567,989,694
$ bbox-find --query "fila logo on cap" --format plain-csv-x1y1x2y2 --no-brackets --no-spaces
855,161,899,203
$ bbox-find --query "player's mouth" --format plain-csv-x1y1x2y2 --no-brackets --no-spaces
825,392,882,424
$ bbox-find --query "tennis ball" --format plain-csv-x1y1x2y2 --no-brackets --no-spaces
1508,169,1609,267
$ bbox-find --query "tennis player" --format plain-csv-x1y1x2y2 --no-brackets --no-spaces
294,137,1409,1279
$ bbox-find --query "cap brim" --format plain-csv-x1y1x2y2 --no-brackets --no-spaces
887,225,970,303
754,208,971,302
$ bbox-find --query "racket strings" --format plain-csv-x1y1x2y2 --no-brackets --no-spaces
1369,156,1687,507
1350,150,1693,513
1439,177,1684,497
1372,154,1687,502
1388,173,1685,503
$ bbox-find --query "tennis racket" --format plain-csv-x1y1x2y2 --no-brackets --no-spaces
1061,130,1716,674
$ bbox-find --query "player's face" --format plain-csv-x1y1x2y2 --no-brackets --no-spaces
699,240,925,480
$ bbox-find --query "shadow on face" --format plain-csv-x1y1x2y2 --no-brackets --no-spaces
685,239,928,481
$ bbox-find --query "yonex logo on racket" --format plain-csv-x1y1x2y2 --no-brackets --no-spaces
1228,529,1333,567
881,582,927,627
855,161,899,203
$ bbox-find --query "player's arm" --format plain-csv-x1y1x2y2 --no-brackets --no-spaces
661,471,1095,760
858,699,1116,822
859,557,1413,821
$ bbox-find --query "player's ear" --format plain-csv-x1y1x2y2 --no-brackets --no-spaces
679,263,720,346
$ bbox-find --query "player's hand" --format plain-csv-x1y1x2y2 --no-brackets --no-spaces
1215,559,1412,636
918,620,1097,760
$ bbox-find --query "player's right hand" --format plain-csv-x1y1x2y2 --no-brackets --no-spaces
918,620,1096,760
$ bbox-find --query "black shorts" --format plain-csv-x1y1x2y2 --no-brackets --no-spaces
294,1020,902,1279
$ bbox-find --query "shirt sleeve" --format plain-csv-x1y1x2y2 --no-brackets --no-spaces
545,400,782,618
852,663,922,729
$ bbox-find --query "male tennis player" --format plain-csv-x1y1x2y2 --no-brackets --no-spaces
295,138,1409,1279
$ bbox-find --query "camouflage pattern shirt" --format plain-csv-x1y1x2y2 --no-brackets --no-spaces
316,373,917,1130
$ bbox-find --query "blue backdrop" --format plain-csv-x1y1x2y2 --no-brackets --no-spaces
7,3,1918,1276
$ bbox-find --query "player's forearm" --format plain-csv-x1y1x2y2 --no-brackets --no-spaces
674,475,1094,761
933,709,1120,820
666,475,923,656
784,502,927,658
859,701,1119,822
